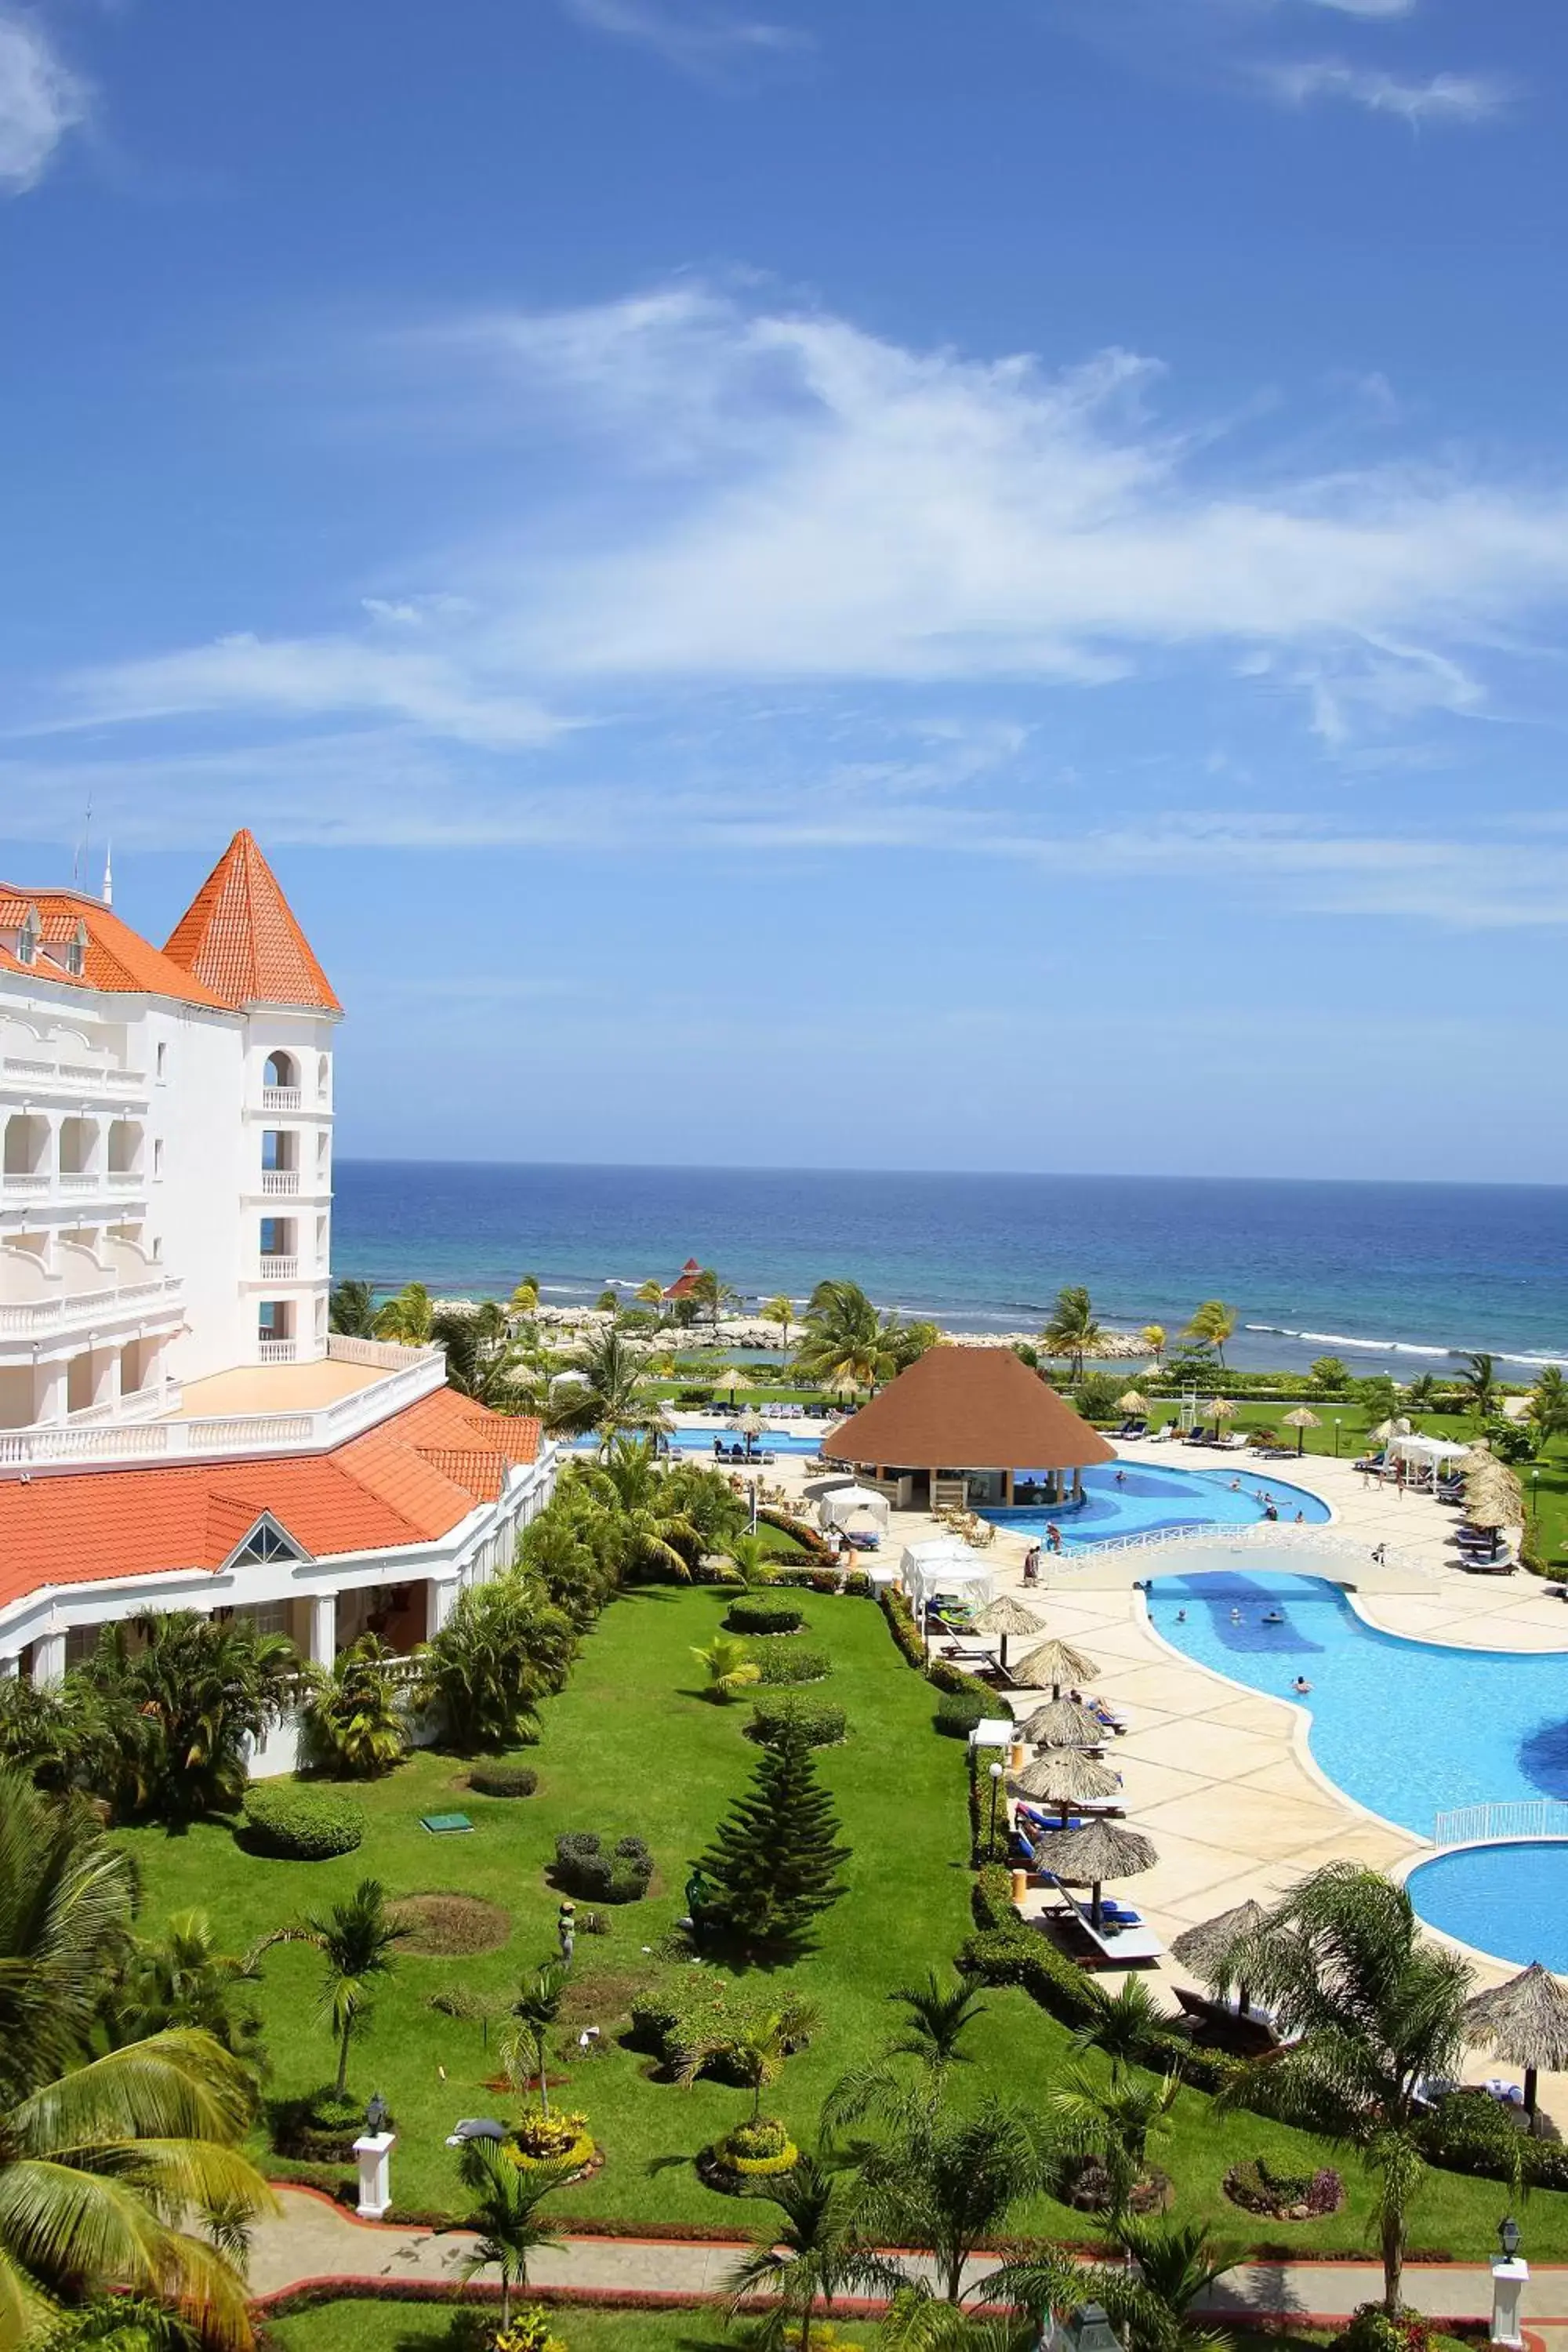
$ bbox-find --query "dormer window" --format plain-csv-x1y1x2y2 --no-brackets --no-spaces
65,921,87,980
15,907,38,967
228,1515,306,1567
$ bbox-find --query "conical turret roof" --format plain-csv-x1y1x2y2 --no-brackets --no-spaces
163,830,340,1012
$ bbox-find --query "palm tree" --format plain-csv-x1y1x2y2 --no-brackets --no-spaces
431,1304,535,1410
1530,1366,1568,1450
720,2154,898,2352
761,1293,797,1353
851,2101,1051,2307
1184,1300,1237,1367
302,1633,408,1777
595,1287,619,1315
982,2227,1231,2352
674,1997,818,2124
691,1267,740,1334
448,2140,571,2329
1404,1372,1441,1414
299,1878,408,2100
328,1278,378,1337
884,1319,944,1372
1040,1287,1105,1380
416,1575,572,1749
822,1972,987,2134
1071,1974,1169,2074
111,1911,264,2057
374,1281,434,1345
1459,1352,1503,1425
1052,2063,1180,2227
1117,2218,1237,2349
498,1961,570,2119
509,1277,541,1319
553,1324,663,1447
82,1613,295,1824
1217,1862,1472,2314
634,1278,664,1309
723,1531,775,1587
794,1280,899,1395
581,1438,701,1581
1141,1324,1167,1365
691,1632,762,1702
0,1766,275,2349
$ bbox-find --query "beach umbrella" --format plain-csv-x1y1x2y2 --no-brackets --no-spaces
971,1594,1044,1675
1463,1961,1568,2119
1117,1389,1150,1414
1008,1748,1122,1824
1283,1406,1320,1456
738,1405,765,1439
1460,1443,1494,1468
1010,1635,1102,1698
1372,1416,1412,1445
1016,1695,1105,1748
1209,1397,1237,1437
710,1363,747,1397
1023,1817,1157,1932
1171,1898,1267,2013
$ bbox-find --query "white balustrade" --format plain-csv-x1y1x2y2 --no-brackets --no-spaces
257,1339,298,1363
0,1278,182,1335
260,1171,299,1195
260,1087,302,1111
258,1256,299,1280
0,1176,48,1195
1433,1798,1568,1848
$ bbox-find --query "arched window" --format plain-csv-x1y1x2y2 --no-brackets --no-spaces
263,1051,298,1091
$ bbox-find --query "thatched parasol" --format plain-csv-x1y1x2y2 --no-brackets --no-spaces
1283,1406,1320,1456
1016,1694,1105,1748
738,1405,765,1438
1460,1443,1494,1471
710,1363,748,1396
1372,1416,1412,1444
1171,1898,1267,2011
1010,1636,1103,1699
1464,1961,1568,2118
1117,1389,1150,1414
971,1594,1045,1675
1008,1748,1122,1824
1208,1398,1238,1434
1024,1817,1157,1930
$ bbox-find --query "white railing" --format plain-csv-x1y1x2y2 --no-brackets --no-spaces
58,1172,97,1191
258,1256,299,1280
3,1058,146,1098
261,1087,301,1111
260,1170,299,1195
0,1174,48,1194
1433,1798,1568,1849
326,1334,435,1370
1048,1522,1437,1579
256,1339,297,1363
321,1352,445,1425
0,1277,182,1334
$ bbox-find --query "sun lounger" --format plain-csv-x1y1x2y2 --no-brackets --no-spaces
1174,1985,1283,2049
1037,1876,1164,1964
1212,1430,1247,1450
1181,1427,1211,1446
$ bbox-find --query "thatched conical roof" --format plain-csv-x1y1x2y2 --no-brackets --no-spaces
1464,1962,1568,2071
1008,1750,1123,1803
1208,1397,1238,1421
971,1595,1046,1640
1283,1408,1320,1431
1011,1638,1102,1691
1116,1390,1150,1414
1170,1899,1267,1988
1024,1817,1156,1886
1016,1696,1105,1747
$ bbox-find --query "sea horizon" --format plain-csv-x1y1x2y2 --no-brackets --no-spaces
331,1160,1568,1379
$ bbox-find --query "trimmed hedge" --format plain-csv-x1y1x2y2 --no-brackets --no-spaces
752,1644,831,1686
1416,2088,1568,2190
553,1831,654,1903
936,1690,992,1738
630,1973,816,2077
468,1762,538,1798
726,1595,805,1635
757,1506,836,1563
242,1785,365,1860
746,1696,847,1748
880,1586,927,1671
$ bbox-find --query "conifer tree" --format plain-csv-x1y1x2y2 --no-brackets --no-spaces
696,1716,851,1952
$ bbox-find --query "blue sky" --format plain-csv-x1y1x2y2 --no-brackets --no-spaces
1,0,1565,1181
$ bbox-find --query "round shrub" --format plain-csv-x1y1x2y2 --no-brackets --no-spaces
753,1644,830,1686
554,1828,653,1903
747,1696,847,1748
935,1691,991,1739
243,1785,365,1860
468,1762,538,1798
726,1596,804,1635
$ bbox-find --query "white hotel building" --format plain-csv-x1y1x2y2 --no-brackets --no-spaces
0,831,556,1759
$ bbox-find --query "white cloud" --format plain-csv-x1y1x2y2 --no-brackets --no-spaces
1262,60,1508,122
560,0,806,74
0,9,87,194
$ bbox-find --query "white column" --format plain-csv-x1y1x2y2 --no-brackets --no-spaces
308,1591,337,1667
1490,2259,1528,2350
34,1358,67,1425
426,1577,459,1639
351,2131,396,2221
32,1630,67,1686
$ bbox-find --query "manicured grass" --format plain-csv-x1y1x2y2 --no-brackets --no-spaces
119,1588,1568,2256
263,2300,746,2352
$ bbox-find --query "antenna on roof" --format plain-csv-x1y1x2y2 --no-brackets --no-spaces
102,841,113,908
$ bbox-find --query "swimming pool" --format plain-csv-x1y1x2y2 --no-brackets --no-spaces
1404,1843,1568,1973
981,1461,1331,1549
569,1423,823,1457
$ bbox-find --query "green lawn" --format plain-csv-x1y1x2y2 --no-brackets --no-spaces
262,2299,746,2352
119,1587,1568,2255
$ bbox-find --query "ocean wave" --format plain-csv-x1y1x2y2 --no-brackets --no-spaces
1244,1321,1565,1370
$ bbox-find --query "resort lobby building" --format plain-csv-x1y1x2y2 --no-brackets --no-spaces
822,1344,1114,1512
0,833,557,1754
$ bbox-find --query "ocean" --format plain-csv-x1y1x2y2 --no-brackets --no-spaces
331,1162,1568,1377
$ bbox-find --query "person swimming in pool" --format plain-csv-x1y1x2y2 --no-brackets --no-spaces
1293,1675,1312,1695
1263,1608,1284,1624
1115,1468,1127,1485
1229,1606,1242,1623
1175,1607,1187,1622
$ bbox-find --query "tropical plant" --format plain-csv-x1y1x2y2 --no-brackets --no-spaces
852,2101,1051,2306
498,1961,571,2118
327,1278,378,1337
795,1280,901,1395
661,1460,750,1555
374,1281,435,1345
1530,1365,1568,1449
982,2229,1232,2352
1459,1351,1503,1424
822,1971,987,2136
1183,1300,1237,1366
580,1438,702,1581
720,2153,898,2352
634,1277,664,1308
297,1877,408,2100
1040,1287,1104,1379
301,1633,408,1777
884,1320,944,1372
416,1574,573,1751
1141,1324,1167,1363
1309,1356,1350,1394
691,1267,741,1334
431,1303,536,1410
696,1715,851,1953
509,1278,541,1318
761,1293,797,1353
594,1287,619,1315
1053,2063,1180,2224
1217,1862,1474,2314
80,1613,295,1824
674,1994,820,2122
723,1530,775,1586
110,1911,264,2059
0,1766,275,2350
551,1324,664,1446
691,1632,763,1703
1071,1973,1170,2074
0,1668,132,1803
448,2140,572,2330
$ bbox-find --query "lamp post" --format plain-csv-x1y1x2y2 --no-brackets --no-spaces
988,1759,1004,1853
1491,2214,1527,2351
1531,1469,1541,1528
1333,1418,1341,1458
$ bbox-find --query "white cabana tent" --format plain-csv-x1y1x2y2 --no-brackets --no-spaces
818,1483,891,1531
1392,1434,1472,1489
899,1537,995,1615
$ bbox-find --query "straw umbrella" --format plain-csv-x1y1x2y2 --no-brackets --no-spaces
1008,1748,1122,1825
1024,1817,1157,1932
1464,1961,1568,2121
710,1363,747,1408
1010,1636,1102,1699
1209,1397,1238,1439
1117,1389,1150,1415
1372,1416,1412,1446
1283,1406,1320,1457
971,1594,1044,1675
1016,1695,1105,1748
1171,1898,1267,2013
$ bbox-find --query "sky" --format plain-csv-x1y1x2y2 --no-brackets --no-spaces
1,0,1565,1181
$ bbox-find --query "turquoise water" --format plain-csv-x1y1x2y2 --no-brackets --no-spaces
1149,1567,1568,1837
1405,1844,1568,1972
568,1423,823,1457
983,1463,1331,1549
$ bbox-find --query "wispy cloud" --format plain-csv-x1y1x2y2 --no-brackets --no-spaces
1301,0,1416,17
559,0,808,75
0,8,88,194
1261,59,1508,122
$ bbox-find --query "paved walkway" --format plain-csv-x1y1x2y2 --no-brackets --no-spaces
251,2188,1568,2325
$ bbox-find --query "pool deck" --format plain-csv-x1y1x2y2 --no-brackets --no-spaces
760,1424,1568,2122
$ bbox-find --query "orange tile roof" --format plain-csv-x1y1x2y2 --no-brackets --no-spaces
0,1390,541,1610
162,830,341,1014
0,890,227,1008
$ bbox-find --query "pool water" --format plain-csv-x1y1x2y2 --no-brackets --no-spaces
982,1461,1331,1549
569,1423,823,1457
1405,1843,1568,1973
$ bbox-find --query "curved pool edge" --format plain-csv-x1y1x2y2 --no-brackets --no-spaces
1392,1839,1568,1980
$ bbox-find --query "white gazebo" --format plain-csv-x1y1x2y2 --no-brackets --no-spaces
818,1483,891,1532
899,1536,995,1616
1391,1433,1472,1489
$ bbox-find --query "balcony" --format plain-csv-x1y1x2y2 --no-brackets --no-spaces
260,1170,299,1196
259,1255,299,1281
2,1174,48,1198
257,1338,298,1364
261,1086,302,1112
2,1056,147,1103
0,1276,183,1337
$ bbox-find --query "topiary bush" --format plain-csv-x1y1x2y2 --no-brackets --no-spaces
753,1645,830,1686
242,1785,365,1860
554,1829,654,1902
467,1762,538,1798
935,1690,991,1738
727,1595,805,1635
746,1695,847,1748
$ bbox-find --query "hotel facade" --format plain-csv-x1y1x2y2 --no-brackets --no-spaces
0,832,557,1765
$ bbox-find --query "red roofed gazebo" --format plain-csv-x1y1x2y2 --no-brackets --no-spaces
662,1258,706,1303
821,1345,1114,1513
